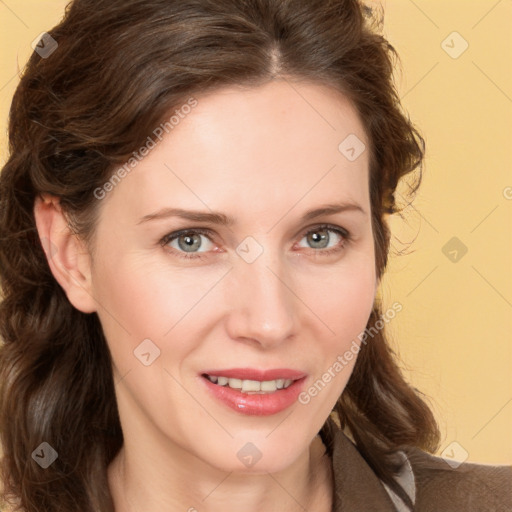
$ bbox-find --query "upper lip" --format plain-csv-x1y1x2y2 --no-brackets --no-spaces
201,368,306,381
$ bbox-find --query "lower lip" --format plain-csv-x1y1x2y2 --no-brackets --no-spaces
201,375,307,416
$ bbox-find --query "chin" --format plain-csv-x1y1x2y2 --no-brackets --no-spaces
194,428,312,475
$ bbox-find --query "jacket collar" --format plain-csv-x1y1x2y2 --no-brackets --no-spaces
331,429,398,511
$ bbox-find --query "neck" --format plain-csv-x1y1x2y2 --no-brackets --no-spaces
108,434,333,512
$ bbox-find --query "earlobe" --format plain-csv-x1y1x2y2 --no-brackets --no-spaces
33,194,97,313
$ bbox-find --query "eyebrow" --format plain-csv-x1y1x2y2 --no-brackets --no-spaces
137,201,367,226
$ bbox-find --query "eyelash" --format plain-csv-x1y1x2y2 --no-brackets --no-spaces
159,224,352,261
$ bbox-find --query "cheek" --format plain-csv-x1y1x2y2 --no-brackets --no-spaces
90,251,227,355
304,258,377,341
93,262,168,335
297,264,376,412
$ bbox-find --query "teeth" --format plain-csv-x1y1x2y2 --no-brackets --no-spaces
206,375,295,393
241,379,261,392
260,380,277,392
228,378,242,389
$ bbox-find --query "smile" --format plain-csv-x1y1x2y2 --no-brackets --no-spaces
204,374,296,393
200,368,308,416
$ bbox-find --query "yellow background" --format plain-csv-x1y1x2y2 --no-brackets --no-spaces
1,1,511,465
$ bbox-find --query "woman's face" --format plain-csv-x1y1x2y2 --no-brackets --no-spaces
87,80,377,473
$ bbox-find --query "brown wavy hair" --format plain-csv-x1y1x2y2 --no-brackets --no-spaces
0,0,440,510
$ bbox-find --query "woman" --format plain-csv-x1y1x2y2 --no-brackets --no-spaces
0,0,510,511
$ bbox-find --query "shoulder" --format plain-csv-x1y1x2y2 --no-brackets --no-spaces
404,446,512,512
329,429,511,512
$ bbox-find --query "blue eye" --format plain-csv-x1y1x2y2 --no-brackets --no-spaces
161,229,212,259
297,226,348,252
160,224,351,261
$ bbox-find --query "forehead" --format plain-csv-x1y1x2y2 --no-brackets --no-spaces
101,80,370,222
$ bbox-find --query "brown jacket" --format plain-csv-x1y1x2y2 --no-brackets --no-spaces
331,430,512,511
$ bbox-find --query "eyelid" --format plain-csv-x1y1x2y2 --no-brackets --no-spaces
300,222,350,239
159,223,352,260
159,227,216,250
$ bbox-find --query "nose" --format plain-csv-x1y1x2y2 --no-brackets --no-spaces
224,247,297,349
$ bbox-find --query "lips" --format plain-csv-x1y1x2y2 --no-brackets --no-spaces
200,367,308,416
201,368,306,381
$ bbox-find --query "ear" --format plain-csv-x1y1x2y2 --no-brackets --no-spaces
33,194,97,313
